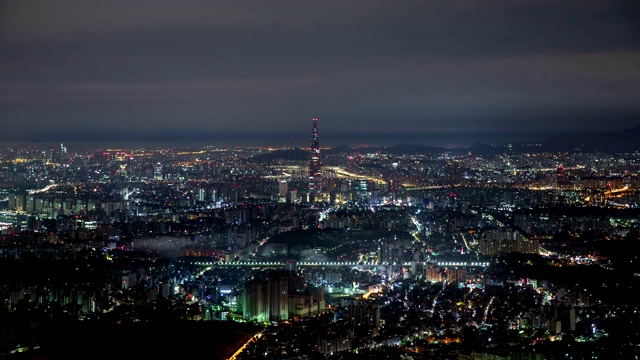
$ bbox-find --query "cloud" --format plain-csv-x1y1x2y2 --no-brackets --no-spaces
1,0,639,145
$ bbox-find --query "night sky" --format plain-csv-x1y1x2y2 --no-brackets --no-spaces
1,0,639,148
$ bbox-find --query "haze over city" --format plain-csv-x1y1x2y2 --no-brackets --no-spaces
2,0,640,149
1,2,640,360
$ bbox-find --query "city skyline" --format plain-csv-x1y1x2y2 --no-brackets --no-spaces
2,0,640,147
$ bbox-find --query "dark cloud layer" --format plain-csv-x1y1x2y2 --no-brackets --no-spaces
1,0,639,147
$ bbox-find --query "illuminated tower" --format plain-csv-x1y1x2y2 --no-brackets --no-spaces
308,117,323,201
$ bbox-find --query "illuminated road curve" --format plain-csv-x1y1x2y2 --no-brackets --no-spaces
229,331,264,360
27,183,59,194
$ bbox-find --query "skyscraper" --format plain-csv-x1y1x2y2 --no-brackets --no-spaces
308,117,323,201
278,179,288,203
557,165,565,187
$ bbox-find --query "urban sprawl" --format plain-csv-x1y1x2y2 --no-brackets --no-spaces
1,123,639,359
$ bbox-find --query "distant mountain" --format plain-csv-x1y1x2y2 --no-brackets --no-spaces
386,143,451,155
467,125,640,155
250,125,640,161
541,125,640,153
324,144,353,154
251,147,308,161
467,143,506,156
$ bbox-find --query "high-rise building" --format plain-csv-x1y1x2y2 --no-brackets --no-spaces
278,180,288,203
556,165,565,187
60,143,67,162
354,179,369,201
308,117,323,201
278,180,288,197
242,271,291,322
154,162,163,180
348,302,380,329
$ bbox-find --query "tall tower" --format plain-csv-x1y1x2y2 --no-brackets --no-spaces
308,117,323,201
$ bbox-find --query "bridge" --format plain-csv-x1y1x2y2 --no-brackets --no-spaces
184,260,392,267
437,261,491,267
181,260,492,268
